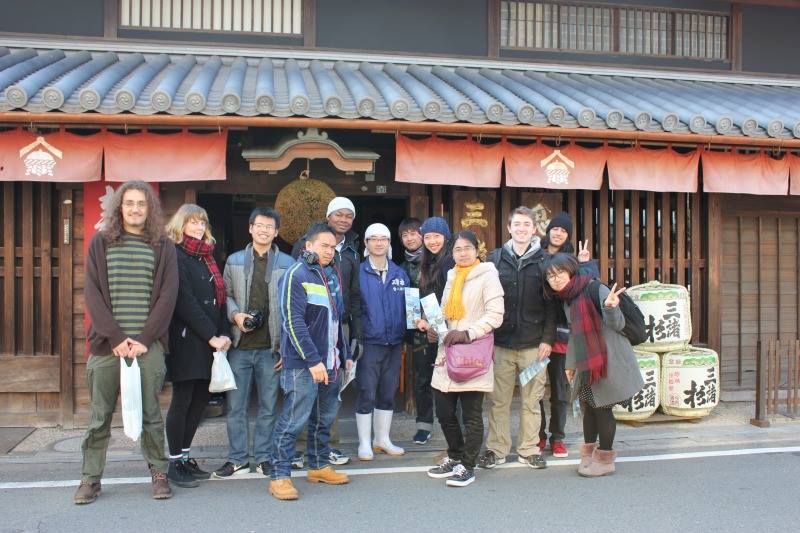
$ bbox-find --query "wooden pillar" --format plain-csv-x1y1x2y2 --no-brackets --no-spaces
614,190,625,286
598,181,609,281
630,191,640,285
661,192,671,283
21,183,35,355
707,193,723,353
3,183,15,355
646,192,656,281
691,192,702,344
59,191,75,429
408,183,429,220
40,184,53,355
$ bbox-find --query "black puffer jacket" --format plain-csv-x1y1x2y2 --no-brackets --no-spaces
488,241,557,349
167,247,229,382
292,230,363,340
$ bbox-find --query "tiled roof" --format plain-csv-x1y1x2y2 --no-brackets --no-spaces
1,46,799,139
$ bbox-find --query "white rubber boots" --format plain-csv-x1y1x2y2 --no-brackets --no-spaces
372,409,405,456
356,413,374,461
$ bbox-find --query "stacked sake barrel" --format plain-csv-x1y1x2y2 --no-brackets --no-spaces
614,281,719,420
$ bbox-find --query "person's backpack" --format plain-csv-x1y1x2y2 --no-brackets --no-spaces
587,279,647,346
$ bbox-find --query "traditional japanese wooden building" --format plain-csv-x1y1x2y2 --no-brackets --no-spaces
1,0,799,426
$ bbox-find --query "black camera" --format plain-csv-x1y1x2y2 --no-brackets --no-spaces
244,310,264,330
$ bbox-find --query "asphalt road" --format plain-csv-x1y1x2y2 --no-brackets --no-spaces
1,449,799,533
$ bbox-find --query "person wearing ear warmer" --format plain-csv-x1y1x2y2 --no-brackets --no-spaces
354,223,410,461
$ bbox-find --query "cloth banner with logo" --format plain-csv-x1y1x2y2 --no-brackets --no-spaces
0,129,103,182
607,146,700,192
104,130,227,182
702,150,789,195
503,141,606,189
395,135,504,188
789,153,800,195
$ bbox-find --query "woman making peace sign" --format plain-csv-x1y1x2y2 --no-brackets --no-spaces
543,254,643,478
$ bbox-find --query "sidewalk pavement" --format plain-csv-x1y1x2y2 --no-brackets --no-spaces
2,399,799,467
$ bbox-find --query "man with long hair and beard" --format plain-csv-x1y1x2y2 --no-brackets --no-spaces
75,181,179,505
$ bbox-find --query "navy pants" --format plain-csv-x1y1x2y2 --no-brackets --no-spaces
355,343,402,414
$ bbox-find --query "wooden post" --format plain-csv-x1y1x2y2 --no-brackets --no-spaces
707,193,722,353
614,190,625,286
599,181,609,281
676,193,686,286
751,339,770,427
646,192,656,281
690,192,702,344
22,183,35,355
408,183,429,220
41,184,53,355
3,183,15,355
661,192,671,283
630,191,640,285
59,191,75,429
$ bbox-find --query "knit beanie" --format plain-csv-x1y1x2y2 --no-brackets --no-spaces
546,212,572,238
326,197,356,218
420,217,451,240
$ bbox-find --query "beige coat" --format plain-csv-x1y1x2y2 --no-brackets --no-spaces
431,262,505,393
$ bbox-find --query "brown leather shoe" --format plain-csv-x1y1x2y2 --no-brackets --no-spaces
269,478,299,500
577,443,597,476
307,465,349,485
74,481,101,504
150,467,173,499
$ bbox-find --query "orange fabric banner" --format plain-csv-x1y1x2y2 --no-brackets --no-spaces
395,135,504,188
0,130,102,182
789,154,800,195
607,146,699,192
104,130,227,182
702,150,789,195
504,141,606,190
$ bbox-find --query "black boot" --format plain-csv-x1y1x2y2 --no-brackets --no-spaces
168,460,200,488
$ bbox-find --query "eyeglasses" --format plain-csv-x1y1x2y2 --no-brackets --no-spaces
368,237,389,244
252,223,276,231
546,271,568,282
453,245,476,255
123,201,147,209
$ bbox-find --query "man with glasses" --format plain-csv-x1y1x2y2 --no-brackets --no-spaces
213,207,294,479
478,207,557,470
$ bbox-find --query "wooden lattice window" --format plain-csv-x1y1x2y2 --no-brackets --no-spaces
119,0,303,35
500,1,729,61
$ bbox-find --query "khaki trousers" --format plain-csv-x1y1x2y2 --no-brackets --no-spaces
486,345,547,458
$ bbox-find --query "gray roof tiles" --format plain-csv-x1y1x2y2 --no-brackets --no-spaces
0,47,799,139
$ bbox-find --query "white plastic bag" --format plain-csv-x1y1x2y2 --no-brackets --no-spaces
209,351,237,393
120,357,143,441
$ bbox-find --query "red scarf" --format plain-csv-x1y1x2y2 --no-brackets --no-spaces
180,236,226,308
556,275,607,385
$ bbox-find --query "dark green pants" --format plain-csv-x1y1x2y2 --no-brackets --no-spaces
80,342,167,482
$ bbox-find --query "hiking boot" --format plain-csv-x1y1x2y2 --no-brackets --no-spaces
518,453,548,469
578,443,597,476
537,438,548,453
551,441,569,458
269,478,299,501
256,461,272,476
446,464,475,487
328,449,350,465
413,429,431,444
477,450,506,469
212,461,250,479
150,468,172,500
291,452,305,470
167,460,199,488
184,458,211,480
580,448,616,477
307,465,349,485
427,456,460,479
73,481,101,505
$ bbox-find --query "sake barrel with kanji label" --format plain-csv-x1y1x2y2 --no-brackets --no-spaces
627,281,692,353
613,349,660,421
660,346,720,418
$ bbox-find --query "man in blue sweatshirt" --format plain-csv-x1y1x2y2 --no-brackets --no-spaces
269,223,352,501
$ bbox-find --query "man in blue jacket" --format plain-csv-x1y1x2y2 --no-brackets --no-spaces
269,223,352,501
355,223,410,461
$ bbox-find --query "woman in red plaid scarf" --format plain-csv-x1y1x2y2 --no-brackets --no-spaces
544,254,643,478
164,204,231,488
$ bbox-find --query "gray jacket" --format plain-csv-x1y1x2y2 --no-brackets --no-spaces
223,243,294,350
564,284,645,407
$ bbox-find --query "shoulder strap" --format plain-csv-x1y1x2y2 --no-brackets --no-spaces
587,279,604,311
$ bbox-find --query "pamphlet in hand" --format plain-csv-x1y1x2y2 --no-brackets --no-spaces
404,287,421,329
518,357,550,388
338,360,357,401
420,293,449,342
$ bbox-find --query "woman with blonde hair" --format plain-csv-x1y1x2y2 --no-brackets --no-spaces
164,204,231,488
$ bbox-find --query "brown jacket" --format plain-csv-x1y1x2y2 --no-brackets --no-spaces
432,262,505,393
84,232,179,357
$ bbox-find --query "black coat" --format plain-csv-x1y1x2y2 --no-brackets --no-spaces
167,247,228,382
488,243,557,349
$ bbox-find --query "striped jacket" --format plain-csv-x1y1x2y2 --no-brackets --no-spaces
279,258,351,370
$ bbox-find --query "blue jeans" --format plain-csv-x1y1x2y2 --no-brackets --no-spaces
270,367,341,479
225,347,280,465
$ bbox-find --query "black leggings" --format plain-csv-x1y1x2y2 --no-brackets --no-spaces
166,379,211,456
581,401,616,451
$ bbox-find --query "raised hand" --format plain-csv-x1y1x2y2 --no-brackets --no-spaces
577,238,592,263
603,282,626,308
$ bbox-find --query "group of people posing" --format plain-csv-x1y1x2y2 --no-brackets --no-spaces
75,179,644,505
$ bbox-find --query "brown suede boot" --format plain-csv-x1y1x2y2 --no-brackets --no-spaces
150,468,173,499
580,448,616,477
269,478,299,501
73,481,101,505
307,465,349,485
577,443,597,476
